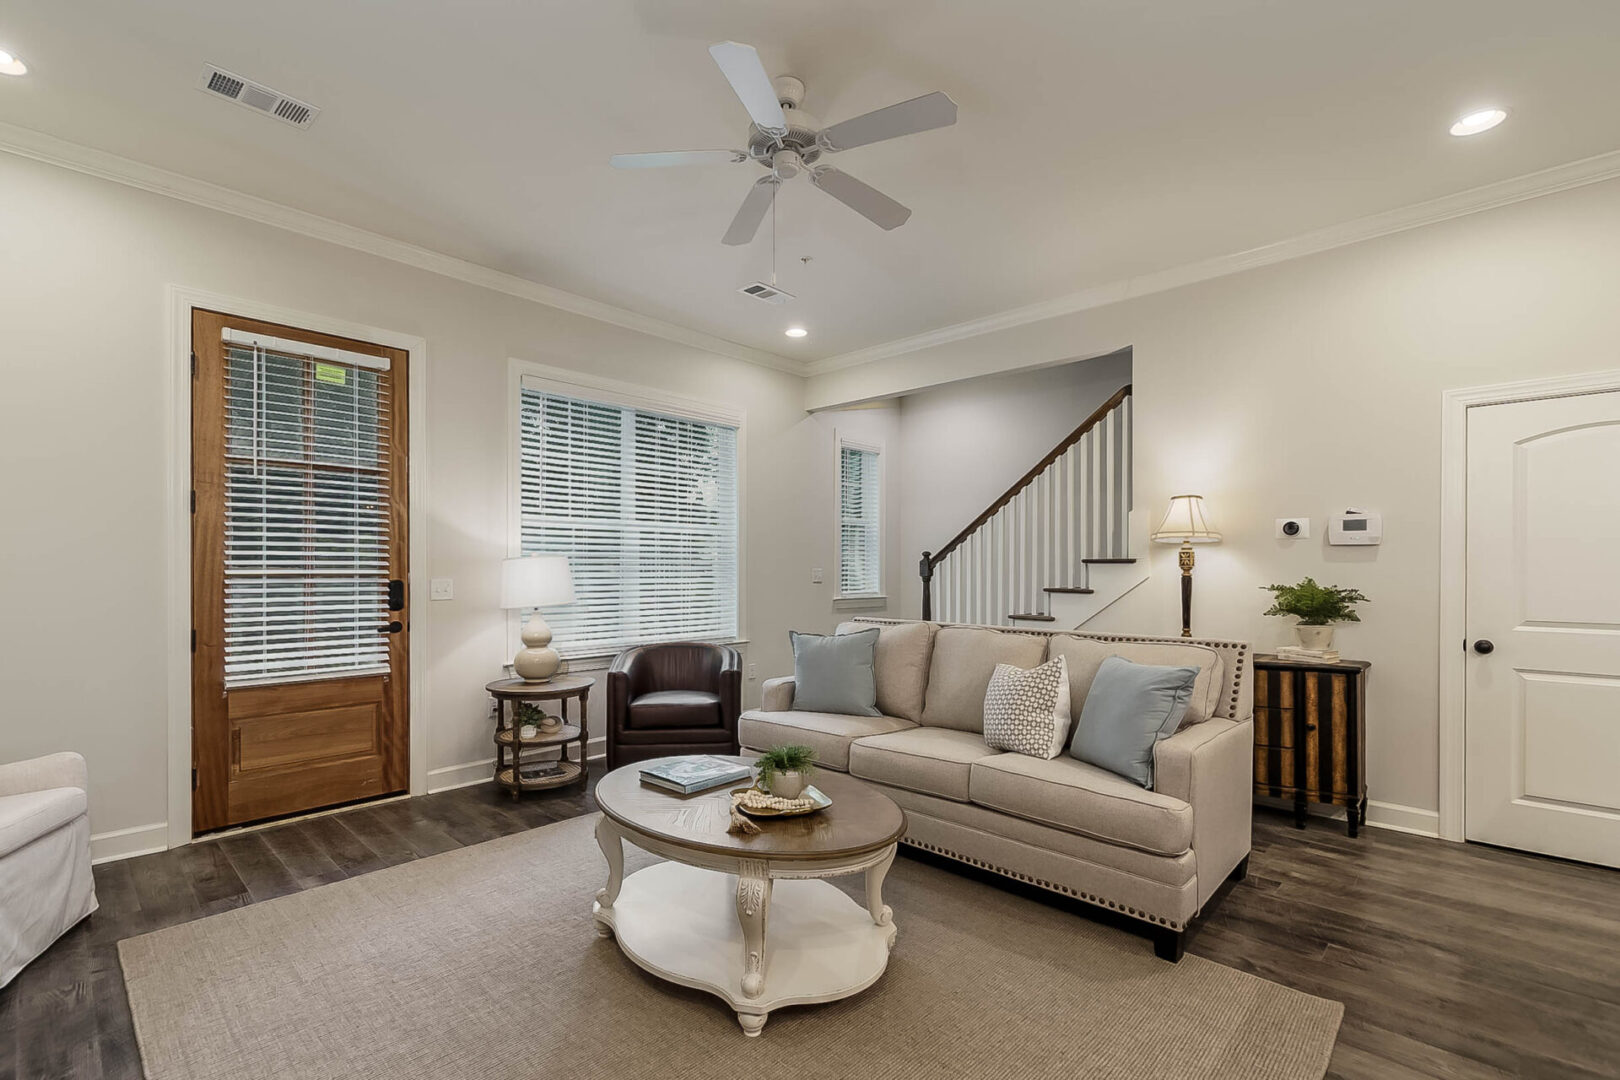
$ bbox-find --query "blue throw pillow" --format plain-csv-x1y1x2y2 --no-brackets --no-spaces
790,628,881,716
1071,655,1200,788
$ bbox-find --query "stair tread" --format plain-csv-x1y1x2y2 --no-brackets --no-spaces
1042,586,1095,594
1007,613,1057,622
1082,557,1137,564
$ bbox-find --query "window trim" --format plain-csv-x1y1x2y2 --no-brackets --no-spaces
506,359,747,665
834,429,885,602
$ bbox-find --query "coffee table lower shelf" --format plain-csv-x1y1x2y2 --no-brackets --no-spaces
593,861,895,1036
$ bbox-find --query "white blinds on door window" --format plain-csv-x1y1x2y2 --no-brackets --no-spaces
839,444,881,596
221,329,393,687
519,387,739,657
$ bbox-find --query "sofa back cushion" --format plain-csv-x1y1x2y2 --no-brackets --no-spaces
838,620,936,724
921,627,1049,732
1047,635,1223,729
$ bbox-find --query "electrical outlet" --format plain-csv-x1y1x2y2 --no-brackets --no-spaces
429,578,454,600
747,663,757,681
811,567,824,584
1276,518,1311,539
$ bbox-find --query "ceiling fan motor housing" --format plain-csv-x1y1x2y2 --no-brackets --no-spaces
747,76,823,169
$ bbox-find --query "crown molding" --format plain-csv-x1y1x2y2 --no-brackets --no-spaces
0,120,802,375
805,147,1620,377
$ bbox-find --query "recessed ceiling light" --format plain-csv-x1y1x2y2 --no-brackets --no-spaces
784,327,808,338
0,49,27,76
1450,108,1507,137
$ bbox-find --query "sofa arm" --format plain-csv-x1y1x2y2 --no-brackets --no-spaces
760,676,796,712
1153,718,1252,909
0,752,89,798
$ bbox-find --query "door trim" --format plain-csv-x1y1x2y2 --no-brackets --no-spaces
165,285,429,849
1438,368,1620,843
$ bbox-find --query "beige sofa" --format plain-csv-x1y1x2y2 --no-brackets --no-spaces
739,618,1253,961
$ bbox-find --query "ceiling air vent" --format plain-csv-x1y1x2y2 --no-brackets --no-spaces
197,64,320,129
738,281,796,305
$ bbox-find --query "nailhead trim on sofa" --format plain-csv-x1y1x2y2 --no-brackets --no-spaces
900,836,1187,931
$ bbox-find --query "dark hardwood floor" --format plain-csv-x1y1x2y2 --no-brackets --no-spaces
3,784,1617,1079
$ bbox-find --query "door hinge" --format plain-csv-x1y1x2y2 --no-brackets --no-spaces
190,489,197,513
191,628,197,653
191,351,198,378
191,766,198,791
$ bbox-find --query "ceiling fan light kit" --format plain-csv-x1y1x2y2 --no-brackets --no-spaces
611,40,957,246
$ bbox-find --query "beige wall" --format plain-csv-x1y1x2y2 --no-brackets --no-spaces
807,176,1620,831
0,151,894,855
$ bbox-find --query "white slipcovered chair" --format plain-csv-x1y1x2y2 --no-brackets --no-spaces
0,752,98,987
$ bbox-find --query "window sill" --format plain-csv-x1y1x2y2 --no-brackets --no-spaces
833,595,889,611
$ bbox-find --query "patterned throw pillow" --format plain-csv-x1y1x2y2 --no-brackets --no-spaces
982,655,1072,759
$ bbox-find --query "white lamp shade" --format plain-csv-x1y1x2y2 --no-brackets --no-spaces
1151,495,1222,544
500,555,576,609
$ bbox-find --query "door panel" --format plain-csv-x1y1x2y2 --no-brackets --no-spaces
1465,391,1620,866
192,310,408,832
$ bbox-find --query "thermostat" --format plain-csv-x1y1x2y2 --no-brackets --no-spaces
1328,508,1382,546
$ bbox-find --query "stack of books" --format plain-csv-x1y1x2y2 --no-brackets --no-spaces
1275,645,1342,663
640,756,753,795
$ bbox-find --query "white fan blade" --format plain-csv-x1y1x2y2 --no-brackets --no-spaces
610,150,747,169
709,42,787,137
811,167,912,230
819,91,958,152
722,177,778,246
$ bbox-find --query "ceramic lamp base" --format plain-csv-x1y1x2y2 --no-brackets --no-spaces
514,612,562,683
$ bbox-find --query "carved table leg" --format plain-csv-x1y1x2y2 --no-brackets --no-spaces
865,845,897,946
735,859,772,999
737,1012,767,1038
592,817,624,938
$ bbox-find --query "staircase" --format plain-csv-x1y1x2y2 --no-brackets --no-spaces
919,385,1145,628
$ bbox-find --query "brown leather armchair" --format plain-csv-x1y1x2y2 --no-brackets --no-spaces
606,642,742,768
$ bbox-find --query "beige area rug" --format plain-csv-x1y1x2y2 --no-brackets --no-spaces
120,814,1341,1079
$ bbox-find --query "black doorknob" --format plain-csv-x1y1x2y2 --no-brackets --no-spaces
1473,639,1494,654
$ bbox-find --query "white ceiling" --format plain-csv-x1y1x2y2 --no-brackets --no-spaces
3,0,1619,363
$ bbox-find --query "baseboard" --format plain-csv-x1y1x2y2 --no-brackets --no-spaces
427,737,608,794
91,822,170,864
1254,796,1441,838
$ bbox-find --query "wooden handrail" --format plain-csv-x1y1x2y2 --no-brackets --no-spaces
925,384,1132,570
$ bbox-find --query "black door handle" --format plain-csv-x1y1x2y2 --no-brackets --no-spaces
377,621,403,634
1473,639,1494,654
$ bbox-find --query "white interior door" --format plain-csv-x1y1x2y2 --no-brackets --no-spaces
1465,390,1620,867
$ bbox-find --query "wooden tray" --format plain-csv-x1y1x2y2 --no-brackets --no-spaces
730,784,833,818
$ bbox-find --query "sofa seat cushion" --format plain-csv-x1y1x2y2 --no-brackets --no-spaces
627,690,722,730
921,627,1050,733
738,710,915,772
849,728,1004,802
0,788,86,859
968,754,1192,856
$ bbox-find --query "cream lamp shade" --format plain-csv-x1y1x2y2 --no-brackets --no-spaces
1151,494,1222,544
1150,495,1218,638
501,555,575,682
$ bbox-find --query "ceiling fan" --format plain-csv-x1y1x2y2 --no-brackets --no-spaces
611,42,958,246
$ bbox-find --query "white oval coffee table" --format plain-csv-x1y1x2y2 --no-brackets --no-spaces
591,757,906,1036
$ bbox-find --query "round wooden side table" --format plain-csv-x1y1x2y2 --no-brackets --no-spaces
485,675,594,796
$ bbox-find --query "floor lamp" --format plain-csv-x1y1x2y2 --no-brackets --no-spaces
1151,495,1221,638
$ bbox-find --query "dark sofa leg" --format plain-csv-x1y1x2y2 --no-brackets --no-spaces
1228,855,1250,882
1152,926,1186,963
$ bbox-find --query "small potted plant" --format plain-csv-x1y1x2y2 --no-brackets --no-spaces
1261,577,1368,651
755,745,816,799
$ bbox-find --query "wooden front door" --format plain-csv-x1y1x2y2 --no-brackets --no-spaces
191,309,409,832
1465,389,1620,867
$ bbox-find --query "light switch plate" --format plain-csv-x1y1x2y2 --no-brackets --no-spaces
747,663,757,681
429,578,454,600
811,568,824,584
1276,518,1311,539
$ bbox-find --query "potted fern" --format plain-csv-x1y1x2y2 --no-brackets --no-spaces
755,745,816,799
1261,577,1368,651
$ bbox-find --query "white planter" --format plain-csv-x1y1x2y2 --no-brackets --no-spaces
768,771,807,799
1295,625,1335,651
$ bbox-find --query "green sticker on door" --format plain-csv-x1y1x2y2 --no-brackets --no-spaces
314,362,348,386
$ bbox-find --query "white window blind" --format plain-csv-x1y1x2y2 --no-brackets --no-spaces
221,330,394,687
519,386,739,658
838,441,882,596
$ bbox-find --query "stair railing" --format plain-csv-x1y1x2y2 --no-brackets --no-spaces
920,384,1132,624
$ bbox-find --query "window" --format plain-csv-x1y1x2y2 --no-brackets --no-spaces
518,377,739,658
837,435,883,598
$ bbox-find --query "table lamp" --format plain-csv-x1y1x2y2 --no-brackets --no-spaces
1151,495,1221,638
501,555,576,682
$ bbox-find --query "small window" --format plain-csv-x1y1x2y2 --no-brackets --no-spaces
837,435,883,598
